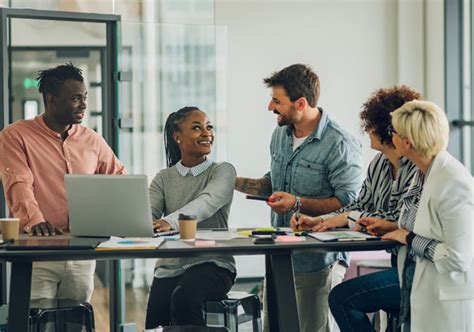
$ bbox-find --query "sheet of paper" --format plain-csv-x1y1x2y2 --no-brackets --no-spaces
97,236,164,249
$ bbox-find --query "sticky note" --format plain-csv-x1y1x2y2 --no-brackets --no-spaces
275,235,305,242
194,240,216,247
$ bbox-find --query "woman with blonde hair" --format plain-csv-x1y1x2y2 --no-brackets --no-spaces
381,100,473,331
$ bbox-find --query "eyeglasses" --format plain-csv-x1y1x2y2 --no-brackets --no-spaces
387,124,398,138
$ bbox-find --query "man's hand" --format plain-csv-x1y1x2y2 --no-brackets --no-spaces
382,228,409,245
312,215,347,232
290,213,321,231
267,191,296,215
28,221,63,237
153,219,172,232
357,217,398,236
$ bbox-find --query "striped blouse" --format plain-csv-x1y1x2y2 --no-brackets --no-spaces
399,169,438,261
322,153,417,228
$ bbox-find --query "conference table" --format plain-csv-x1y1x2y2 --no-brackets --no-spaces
0,233,397,332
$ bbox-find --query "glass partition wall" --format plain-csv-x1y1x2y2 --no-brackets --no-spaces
0,5,225,331
0,8,123,330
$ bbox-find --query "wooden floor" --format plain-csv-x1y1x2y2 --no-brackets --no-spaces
91,283,148,332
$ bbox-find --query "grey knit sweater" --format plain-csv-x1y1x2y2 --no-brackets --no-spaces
150,161,237,278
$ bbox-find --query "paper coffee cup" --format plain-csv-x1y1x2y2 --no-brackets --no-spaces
1,218,20,241
178,214,197,241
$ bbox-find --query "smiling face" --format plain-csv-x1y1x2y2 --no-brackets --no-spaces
173,111,214,160
267,86,298,126
47,79,87,126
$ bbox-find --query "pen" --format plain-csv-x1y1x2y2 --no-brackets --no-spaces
337,237,380,241
337,237,368,242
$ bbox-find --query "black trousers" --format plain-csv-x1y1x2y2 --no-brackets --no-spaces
145,263,235,328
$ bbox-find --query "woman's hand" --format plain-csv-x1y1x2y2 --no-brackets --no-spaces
153,219,172,232
290,213,321,231
312,215,347,232
357,217,398,236
382,228,409,245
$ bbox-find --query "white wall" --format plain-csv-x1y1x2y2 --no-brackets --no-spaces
215,0,443,277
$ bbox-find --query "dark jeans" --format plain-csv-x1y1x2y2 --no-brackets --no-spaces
329,267,400,332
145,263,235,329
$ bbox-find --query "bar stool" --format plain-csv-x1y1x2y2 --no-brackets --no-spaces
204,291,262,332
385,310,401,332
29,298,95,332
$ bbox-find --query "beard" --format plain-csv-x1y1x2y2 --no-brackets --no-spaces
273,109,292,126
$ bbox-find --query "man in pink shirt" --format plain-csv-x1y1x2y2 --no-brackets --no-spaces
0,63,126,302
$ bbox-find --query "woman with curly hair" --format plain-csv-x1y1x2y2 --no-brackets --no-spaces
290,85,422,332
291,85,421,233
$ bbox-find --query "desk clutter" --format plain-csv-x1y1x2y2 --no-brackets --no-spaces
2,228,382,251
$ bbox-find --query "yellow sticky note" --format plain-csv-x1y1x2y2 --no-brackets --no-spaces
238,230,253,237
255,227,275,231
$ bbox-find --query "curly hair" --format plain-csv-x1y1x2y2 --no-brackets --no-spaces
263,64,320,107
360,85,423,146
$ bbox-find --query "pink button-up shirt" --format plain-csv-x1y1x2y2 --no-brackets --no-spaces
0,114,127,232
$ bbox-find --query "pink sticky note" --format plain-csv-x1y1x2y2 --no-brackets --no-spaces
275,235,304,242
194,240,216,247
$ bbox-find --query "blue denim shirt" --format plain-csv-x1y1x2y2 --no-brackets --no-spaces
265,109,364,273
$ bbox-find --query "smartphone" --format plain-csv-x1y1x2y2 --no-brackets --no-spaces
253,237,275,244
252,230,287,236
246,195,270,201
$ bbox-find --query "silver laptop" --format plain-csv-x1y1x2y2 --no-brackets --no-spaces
65,174,154,237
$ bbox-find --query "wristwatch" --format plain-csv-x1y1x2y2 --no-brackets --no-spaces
292,196,302,213
406,231,416,246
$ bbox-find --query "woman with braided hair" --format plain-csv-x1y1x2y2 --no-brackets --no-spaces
145,106,237,328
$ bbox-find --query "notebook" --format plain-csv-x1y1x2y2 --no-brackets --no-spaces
308,231,380,242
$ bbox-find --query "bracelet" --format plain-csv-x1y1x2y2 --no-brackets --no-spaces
292,196,302,213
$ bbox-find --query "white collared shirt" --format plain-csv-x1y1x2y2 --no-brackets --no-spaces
175,157,213,177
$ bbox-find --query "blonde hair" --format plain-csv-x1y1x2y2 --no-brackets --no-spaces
391,100,449,158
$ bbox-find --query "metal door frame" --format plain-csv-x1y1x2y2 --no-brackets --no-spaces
0,8,124,331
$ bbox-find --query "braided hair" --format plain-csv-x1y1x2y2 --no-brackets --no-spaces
164,106,201,167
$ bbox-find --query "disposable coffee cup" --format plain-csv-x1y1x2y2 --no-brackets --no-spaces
178,214,197,241
1,218,20,241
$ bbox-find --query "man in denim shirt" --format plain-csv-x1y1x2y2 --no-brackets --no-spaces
236,64,363,331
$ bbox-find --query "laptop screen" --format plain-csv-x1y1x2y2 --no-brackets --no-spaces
65,174,155,237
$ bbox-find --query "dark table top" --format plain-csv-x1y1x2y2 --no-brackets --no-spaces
0,233,397,262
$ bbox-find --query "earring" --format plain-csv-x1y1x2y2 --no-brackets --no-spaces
177,140,181,144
